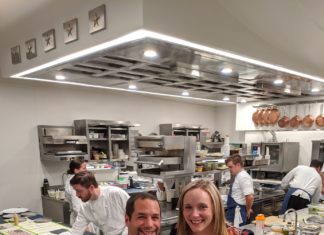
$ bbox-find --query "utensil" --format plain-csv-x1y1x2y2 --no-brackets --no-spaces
315,103,324,127
252,108,260,125
278,106,289,128
302,104,314,128
289,104,301,128
268,106,280,124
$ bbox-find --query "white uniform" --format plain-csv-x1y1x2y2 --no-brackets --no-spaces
231,170,254,205
71,186,130,235
65,175,82,225
281,165,322,203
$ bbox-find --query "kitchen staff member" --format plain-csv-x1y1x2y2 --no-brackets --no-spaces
70,171,130,235
225,154,254,226
125,193,161,235
280,159,323,214
64,159,87,225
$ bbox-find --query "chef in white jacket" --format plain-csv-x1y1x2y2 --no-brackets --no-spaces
65,159,87,225
70,171,130,235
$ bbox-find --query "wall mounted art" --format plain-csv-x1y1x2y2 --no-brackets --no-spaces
42,29,56,52
63,18,78,44
11,45,21,64
88,4,106,34
25,38,37,59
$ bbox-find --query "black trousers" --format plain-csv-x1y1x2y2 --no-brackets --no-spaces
287,195,311,211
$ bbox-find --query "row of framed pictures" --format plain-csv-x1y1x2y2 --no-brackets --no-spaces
11,4,106,65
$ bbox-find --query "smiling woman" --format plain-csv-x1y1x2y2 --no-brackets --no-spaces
177,180,228,235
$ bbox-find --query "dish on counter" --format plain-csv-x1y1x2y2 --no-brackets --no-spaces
21,212,37,217
6,217,27,223
2,214,15,219
0,208,28,214
33,217,52,223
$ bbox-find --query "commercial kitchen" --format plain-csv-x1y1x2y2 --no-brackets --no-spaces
2,0,324,234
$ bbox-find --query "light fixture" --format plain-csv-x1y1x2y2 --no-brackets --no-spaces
223,96,230,101
311,87,320,93
221,68,232,74
144,49,158,58
128,83,137,90
181,90,189,96
55,75,66,80
240,99,247,103
191,70,200,77
273,79,283,85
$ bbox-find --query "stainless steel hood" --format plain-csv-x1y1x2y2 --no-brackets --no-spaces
15,31,324,103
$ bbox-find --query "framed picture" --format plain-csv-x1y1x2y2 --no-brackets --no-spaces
88,4,106,34
25,38,37,59
42,29,56,52
11,45,21,64
63,18,78,44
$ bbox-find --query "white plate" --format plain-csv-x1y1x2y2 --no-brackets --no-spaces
1,208,28,214
2,214,15,218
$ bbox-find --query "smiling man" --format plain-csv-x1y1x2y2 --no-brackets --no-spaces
125,193,161,235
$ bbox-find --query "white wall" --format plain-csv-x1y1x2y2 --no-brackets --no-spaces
0,78,220,213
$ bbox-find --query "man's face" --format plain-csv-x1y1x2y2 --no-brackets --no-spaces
126,199,161,235
226,161,241,176
72,184,93,202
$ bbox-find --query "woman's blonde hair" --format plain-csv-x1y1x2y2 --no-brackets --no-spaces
177,179,228,235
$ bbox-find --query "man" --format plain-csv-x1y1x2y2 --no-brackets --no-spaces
125,193,161,235
280,159,323,214
70,171,130,235
225,154,254,226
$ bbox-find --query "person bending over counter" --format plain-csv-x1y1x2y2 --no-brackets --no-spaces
280,159,323,214
225,154,254,226
64,159,87,225
69,171,130,235
125,193,161,235
177,179,229,235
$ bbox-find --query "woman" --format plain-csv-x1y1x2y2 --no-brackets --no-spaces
64,159,86,225
177,179,229,235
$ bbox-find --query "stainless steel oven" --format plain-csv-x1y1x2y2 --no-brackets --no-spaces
311,140,324,162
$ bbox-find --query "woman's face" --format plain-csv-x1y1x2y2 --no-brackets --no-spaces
74,162,86,174
183,188,214,235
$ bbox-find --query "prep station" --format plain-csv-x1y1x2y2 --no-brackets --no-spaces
3,1,324,235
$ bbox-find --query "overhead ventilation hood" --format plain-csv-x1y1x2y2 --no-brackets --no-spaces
11,30,324,103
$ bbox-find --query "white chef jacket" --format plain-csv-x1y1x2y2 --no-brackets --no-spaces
65,175,82,225
231,170,254,205
281,165,322,203
70,186,130,235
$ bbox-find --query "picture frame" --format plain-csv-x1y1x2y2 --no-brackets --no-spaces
88,4,106,34
42,29,56,52
11,45,21,64
25,38,37,59
63,18,78,44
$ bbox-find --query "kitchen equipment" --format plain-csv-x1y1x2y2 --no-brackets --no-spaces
159,123,208,142
252,108,260,125
278,106,290,128
289,105,301,128
315,104,324,127
268,106,280,125
251,142,299,172
311,140,324,162
262,107,271,125
258,108,266,125
302,104,314,128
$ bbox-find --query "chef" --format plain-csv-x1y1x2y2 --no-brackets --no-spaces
69,171,130,235
280,159,323,214
225,154,254,226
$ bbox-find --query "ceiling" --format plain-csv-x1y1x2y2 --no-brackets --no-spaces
4,0,324,104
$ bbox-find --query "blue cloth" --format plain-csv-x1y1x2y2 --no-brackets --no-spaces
279,187,311,214
226,184,247,226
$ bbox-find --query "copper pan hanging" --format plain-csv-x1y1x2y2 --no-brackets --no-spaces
257,108,266,125
268,106,280,125
262,107,271,125
289,104,301,128
302,104,314,128
278,106,289,128
315,103,324,127
252,108,260,125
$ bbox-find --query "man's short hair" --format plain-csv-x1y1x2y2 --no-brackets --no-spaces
70,171,98,188
225,154,243,166
310,159,323,169
126,192,160,219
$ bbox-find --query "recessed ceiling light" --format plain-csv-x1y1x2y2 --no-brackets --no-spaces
191,70,200,77
55,75,66,80
240,99,247,103
128,83,137,90
221,68,232,74
273,79,283,85
144,49,158,58
223,96,230,101
182,90,189,96
311,87,320,93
